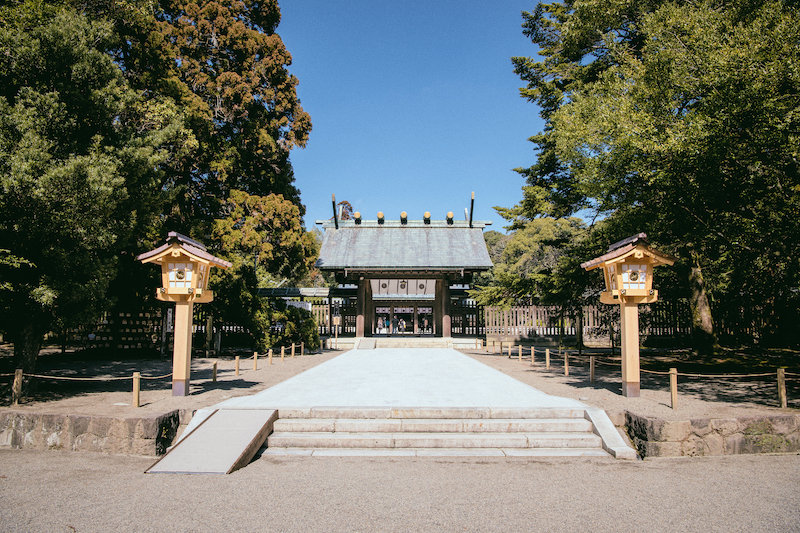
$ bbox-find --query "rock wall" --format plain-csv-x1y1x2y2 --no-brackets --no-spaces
626,412,800,457
0,410,193,456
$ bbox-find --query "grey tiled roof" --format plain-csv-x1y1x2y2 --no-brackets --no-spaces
316,222,493,271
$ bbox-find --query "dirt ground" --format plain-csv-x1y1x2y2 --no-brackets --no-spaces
0,344,797,423
463,348,800,421
1,448,798,532
0,344,344,417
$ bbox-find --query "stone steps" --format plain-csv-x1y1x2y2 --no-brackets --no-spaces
263,447,611,457
264,406,620,457
272,418,593,433
268,431,603,449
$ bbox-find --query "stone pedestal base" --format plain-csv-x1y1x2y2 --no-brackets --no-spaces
622,381,640,398
172,379,189,397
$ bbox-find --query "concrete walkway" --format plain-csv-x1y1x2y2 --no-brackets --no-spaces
183,348,585,434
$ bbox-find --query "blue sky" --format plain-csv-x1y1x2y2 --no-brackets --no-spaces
278,1,544,231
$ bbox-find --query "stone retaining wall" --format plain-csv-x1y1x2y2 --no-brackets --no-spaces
626,412,800,458
0,409,194,456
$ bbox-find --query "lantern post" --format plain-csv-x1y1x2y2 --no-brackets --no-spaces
137,232,231,396
581,234,675,397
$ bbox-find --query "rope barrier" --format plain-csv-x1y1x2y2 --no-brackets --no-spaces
23,373,131,381
13,371,172,382
140,373,173,380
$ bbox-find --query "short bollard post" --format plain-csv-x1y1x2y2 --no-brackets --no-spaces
235,356,240,376
291,343,296,358
518,345,522,361
253,351,258,370
212,361,217,382
268,348,273,365
507,343,512,358
564,352,569,376
530,347,535,366
132,371,141,408
778,368,787,409
545,348,550,370
281,346,285,362
670,367,678,409
590,356,595,383
301,342,304,356
12,369,23,406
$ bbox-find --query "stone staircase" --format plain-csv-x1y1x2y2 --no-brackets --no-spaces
263,407,630,457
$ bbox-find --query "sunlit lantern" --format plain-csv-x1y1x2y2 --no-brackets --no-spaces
581,233,675,397
137,232,231,396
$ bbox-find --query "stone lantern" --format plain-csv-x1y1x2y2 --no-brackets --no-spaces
581,233,675,397
137,232,231,396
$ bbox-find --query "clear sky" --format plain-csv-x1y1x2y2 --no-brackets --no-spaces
277,1,544,231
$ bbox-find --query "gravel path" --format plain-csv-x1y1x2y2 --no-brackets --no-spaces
1,449,798,532
465,351,798,421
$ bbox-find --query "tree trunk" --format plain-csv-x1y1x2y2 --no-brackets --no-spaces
12,322,42,373
688,251,718,355
576,307,584,355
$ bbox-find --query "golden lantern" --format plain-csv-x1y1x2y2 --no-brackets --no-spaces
581,233,675,397
137,232,231,396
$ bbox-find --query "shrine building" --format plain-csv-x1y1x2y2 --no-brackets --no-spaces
315,205,493,338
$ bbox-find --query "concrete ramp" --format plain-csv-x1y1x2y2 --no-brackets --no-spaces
146,409,277,474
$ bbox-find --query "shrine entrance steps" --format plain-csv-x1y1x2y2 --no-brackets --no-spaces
262,407,630,458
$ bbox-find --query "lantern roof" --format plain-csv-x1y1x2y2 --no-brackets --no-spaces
580,233,676,271
136,232,232,269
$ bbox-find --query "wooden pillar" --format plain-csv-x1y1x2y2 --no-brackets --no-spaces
434,280,444,336
436,279,452,338
327,297,333,337
620,301,641,397
365,278,374,337
172,301,194,396
356,278,366,337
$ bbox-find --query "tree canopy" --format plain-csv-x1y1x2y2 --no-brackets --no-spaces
0,0,318,369
512,0,800,346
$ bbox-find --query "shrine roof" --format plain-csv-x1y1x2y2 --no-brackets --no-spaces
315,220,493,272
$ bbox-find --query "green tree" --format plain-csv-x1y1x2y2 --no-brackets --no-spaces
513,0,800,348
146,0,312,229
472,216,588,307
209,191,317,349
0,6,187,371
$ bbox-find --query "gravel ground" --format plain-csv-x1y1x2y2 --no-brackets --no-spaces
0,350,344,417
464,350,798,421
0,449,798,532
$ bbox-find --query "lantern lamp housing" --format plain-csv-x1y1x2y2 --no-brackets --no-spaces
136,232,231,303
581,233,675,305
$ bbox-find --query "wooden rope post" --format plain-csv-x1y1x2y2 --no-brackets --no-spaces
291,343,296,358
670,367,678,409
778,368,787,409
212,361,217,382
235,356,240,376
253,351,258,371
132,371,141,408
589,355,595,383
530,347,535,366
268,348,273,365
508,343,512,358
281,346,285,362
301,342,304,356
11,369,23,406
518,345,522,361
545,348,550,370
564,352,569,376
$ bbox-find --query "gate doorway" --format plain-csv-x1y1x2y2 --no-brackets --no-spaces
374,303,435,336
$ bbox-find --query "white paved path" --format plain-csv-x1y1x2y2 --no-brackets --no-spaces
221,348,583,408
183,349,585,436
